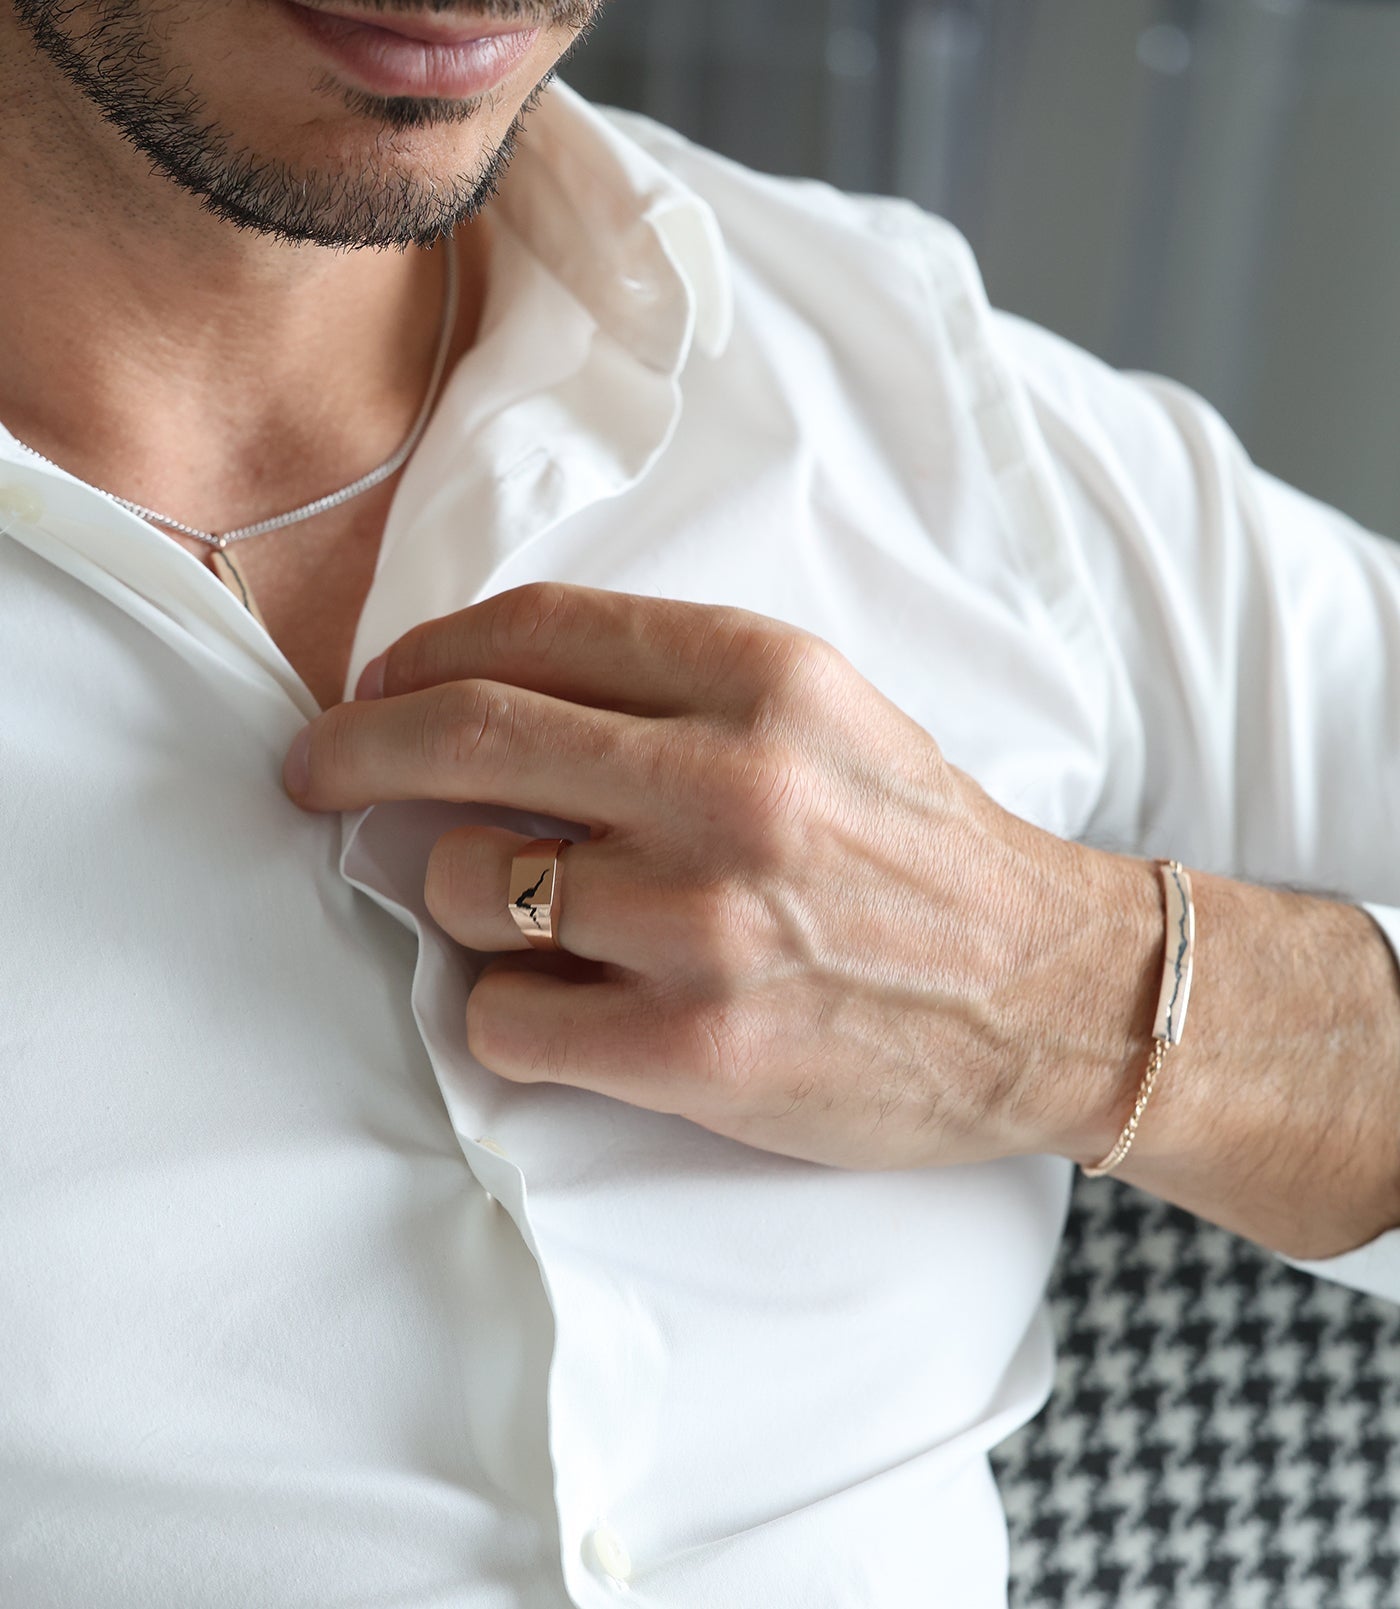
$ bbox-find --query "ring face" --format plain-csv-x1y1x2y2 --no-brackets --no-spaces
508,839,568,950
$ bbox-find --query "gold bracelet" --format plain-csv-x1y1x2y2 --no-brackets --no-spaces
1081,859,1196,1179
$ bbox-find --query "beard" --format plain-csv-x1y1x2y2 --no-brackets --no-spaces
10,0,604,249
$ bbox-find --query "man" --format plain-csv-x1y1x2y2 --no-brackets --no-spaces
1,2,1397,1604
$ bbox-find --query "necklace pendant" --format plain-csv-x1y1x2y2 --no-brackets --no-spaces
212,534,230,552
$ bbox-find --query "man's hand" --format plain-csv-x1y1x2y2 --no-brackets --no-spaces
282,581,1157,1173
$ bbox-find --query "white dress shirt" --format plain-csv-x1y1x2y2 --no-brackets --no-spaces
2,76,1398,1609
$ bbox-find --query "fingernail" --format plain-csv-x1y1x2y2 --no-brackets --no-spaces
355,654,386,701
283,726,311,797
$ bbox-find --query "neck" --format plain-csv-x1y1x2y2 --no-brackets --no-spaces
0,16,487,536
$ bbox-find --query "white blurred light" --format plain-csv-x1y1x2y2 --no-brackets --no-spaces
1136,23,1193,76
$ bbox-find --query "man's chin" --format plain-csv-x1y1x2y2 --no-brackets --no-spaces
12,0,558,250
184,151,499,251
142,74,548,249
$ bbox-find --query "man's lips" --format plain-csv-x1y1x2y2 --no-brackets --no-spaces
287,2,539,46
280,1,542,97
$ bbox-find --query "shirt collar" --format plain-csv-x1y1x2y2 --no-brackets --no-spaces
490,75,735,371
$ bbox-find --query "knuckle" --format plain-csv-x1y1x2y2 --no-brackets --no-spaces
713,610,808,664
670,879,762,984
492,581,575,657
711,740,818,869
752,628,844,723
630,719,692,804
670,997,755,1099
701,612,794,690
743,744,809,827
419,681,518,776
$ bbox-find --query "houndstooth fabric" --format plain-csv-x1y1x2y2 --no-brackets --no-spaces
989,1176,1400,1608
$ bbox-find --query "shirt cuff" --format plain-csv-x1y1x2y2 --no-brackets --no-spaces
1280,903,1400,1305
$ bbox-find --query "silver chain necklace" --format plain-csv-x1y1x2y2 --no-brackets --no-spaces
11,242,460,552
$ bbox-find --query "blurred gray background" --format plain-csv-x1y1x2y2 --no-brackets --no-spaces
563,0,1400,542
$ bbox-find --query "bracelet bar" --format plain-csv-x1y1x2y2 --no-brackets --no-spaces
1153,860,1195,1046
1080,857,1196,1179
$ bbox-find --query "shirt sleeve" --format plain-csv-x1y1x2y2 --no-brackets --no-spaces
989,309,1400,1303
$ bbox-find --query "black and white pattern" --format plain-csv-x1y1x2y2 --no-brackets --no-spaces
990,1177,1400,1608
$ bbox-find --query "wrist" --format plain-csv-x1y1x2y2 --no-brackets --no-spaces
1109,878,1400,1257
1031,843,1164,1163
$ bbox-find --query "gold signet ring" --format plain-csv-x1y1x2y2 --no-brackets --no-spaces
508,838,571,951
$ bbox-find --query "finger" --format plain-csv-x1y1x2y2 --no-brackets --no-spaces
427,826,670,971
466,954,713,1117
286,676,667,822
362,581,820,720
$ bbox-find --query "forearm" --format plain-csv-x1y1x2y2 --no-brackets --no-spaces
1055,858,1400,1261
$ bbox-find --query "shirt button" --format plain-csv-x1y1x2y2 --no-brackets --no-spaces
0,483,46,524
620,273,659,302
583,1522,633,1586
